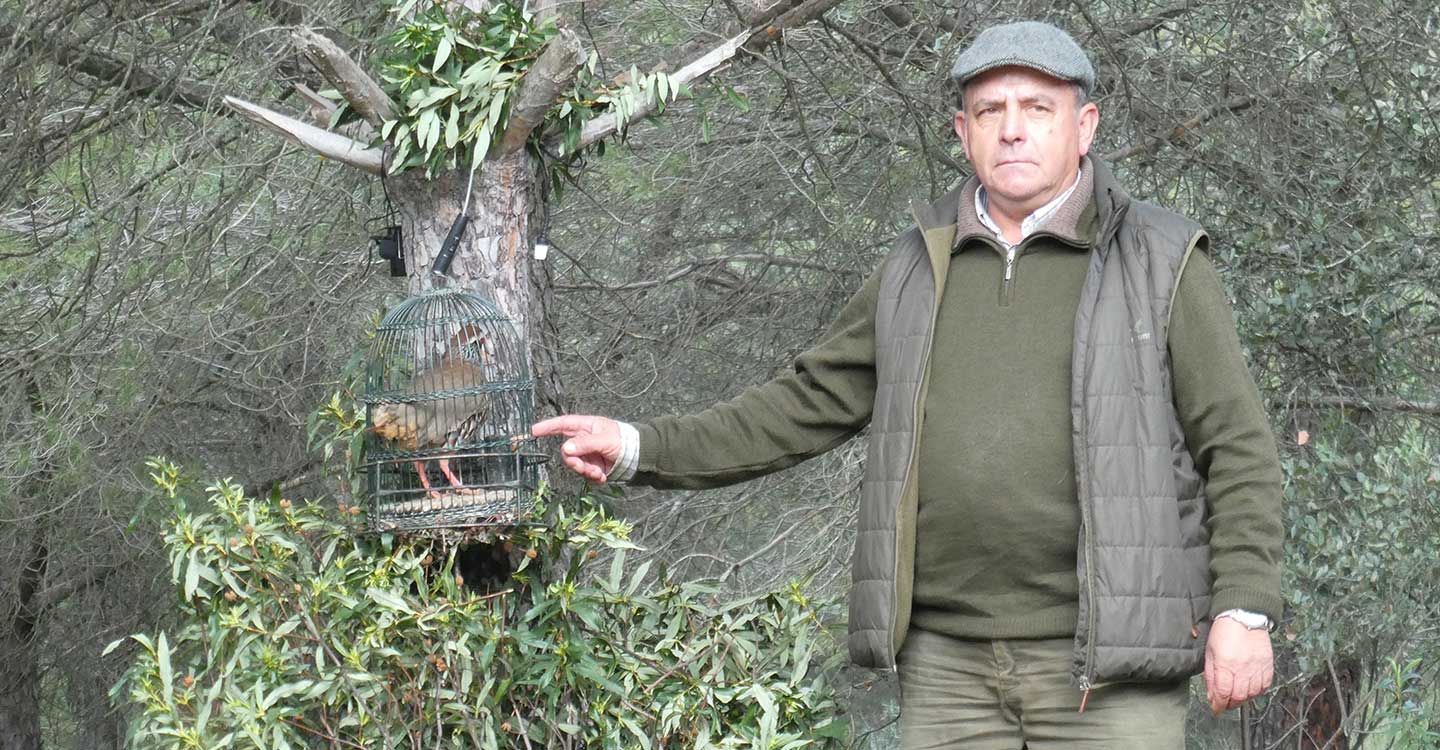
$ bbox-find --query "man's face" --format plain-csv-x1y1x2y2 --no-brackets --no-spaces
954,66,1099,214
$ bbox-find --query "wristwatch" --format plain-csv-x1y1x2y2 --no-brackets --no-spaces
1215,609,1274,632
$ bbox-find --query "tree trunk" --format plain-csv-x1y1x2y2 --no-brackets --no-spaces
0,632,42,750
388,149,561,411
1250,639,1360,748
1,530,47,750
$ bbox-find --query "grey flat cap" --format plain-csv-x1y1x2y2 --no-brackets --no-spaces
950,21,1095,96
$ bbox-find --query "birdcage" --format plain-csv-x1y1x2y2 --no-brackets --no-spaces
361,288,545,531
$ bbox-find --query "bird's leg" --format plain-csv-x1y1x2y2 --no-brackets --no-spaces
439,457,464,490
413,460,443,500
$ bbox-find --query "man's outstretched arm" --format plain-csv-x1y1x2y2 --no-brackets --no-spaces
534,264,884,490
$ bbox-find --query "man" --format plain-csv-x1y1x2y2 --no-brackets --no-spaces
534,21,1283,749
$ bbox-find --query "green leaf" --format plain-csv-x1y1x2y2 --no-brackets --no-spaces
726,86,750,113
366,587,414,614
388,138,411,173
459,59,499,90
811,718,849,740
417,109,439,153
197,678,223,733
445,103,460,149
626,560,653,597
434,36,453,71
608,548,626,592
470,122,493,168
486,92,507,132
414,86,458,111
619,716,651,750
183,549,202,600
129,633,155,653
157,632,173,706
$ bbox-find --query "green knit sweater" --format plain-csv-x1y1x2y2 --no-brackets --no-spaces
910,174,1284,639
631,174,1285,635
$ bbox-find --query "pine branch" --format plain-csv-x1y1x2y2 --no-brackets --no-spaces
1105,85,1282,162
1294,395,1440,416
0,9,220,111
496,29,586,156
223,96,384,174
292,26,394,128
558,0,846,152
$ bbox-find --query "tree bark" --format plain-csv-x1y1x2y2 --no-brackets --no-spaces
0,625,42,750
387,151,555,394
1,531,47,750
1250,657,1359,749
0,363,50,750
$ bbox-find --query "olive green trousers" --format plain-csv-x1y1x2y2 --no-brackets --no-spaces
897,629,1189,749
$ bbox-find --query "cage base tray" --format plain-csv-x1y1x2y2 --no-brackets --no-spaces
372,488,525,530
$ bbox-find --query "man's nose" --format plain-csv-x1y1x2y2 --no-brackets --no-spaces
999,103,1025,143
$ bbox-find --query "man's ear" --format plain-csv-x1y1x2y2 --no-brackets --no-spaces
953,110,971,161
1076,102,1100,157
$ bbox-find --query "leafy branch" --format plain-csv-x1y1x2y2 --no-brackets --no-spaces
366,2,684,176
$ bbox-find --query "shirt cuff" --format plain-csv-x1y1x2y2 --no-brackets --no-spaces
606,421,640,483
1214,608,1273,631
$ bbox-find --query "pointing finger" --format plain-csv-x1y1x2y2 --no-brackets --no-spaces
532,415,589,437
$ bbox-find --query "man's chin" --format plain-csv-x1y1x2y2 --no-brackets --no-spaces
984,179,1045,206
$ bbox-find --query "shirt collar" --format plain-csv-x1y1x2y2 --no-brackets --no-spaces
974,166,1085,248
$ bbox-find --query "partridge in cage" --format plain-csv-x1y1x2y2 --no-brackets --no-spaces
370,324,493,497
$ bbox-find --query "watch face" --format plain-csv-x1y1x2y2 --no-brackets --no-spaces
1220,611,1271,630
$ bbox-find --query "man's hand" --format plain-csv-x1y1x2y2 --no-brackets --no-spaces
531,415,622,484
1204,615,1274,715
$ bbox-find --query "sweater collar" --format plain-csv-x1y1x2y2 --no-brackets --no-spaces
974,165,1086,245
904,157,1131,290
953,155,1100,251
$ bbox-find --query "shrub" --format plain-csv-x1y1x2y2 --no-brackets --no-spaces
110,460,848,749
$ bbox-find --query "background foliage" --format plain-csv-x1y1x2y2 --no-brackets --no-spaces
1,0,1436,748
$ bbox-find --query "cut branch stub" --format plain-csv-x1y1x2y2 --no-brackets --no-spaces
292,83,335,125
292,83,376,141
496,28,586,157
292,26,393,128
223,96,384,174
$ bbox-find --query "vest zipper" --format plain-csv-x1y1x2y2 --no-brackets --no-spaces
1075,209,1126,708
1000,245,1018,307
1078,493,1098,709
